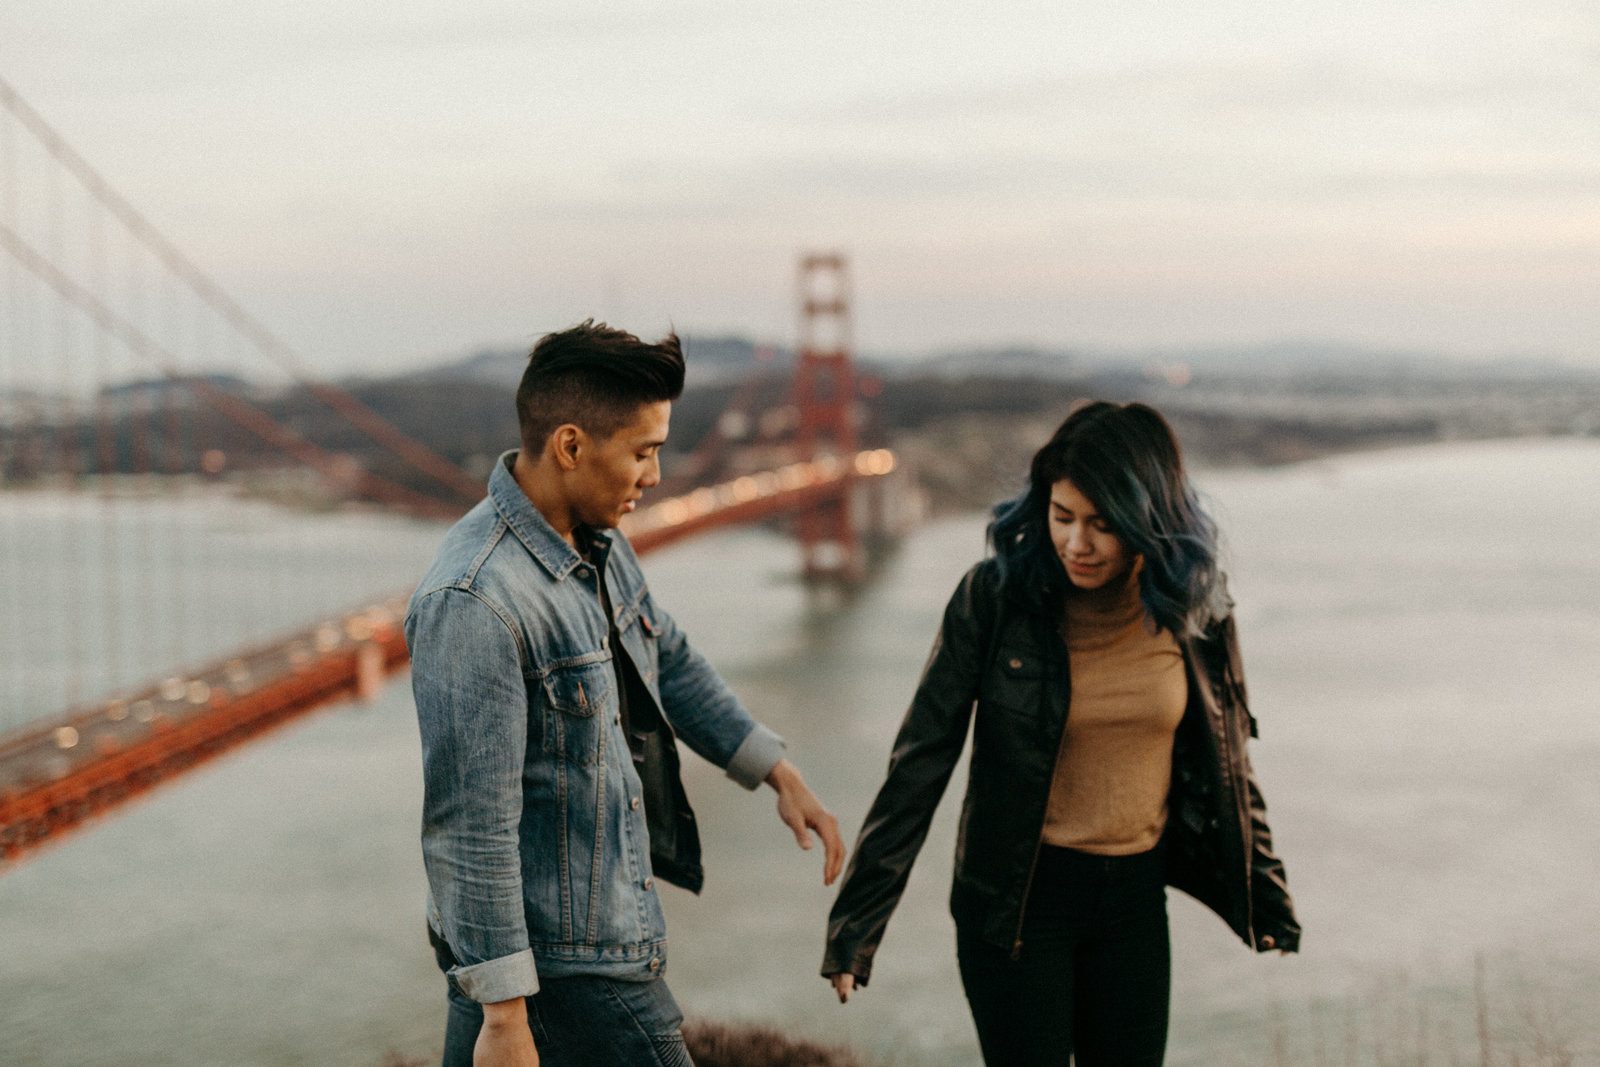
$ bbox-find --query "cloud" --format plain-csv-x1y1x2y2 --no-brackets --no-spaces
801,50,1598,126
4,0,1599,369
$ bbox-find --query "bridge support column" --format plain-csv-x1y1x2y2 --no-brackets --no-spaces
794,253,863,583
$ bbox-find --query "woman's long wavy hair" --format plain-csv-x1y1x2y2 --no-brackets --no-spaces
987,401,1228,635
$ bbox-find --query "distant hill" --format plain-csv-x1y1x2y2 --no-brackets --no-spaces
904,340,1594,382
396,335,792,390
24,332,1592,513
381,331,1594,389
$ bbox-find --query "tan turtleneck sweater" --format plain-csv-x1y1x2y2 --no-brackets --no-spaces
1040,566,1188,855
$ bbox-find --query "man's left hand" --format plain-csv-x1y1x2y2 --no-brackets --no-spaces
765,758,846,885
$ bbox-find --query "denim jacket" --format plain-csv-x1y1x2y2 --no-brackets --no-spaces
406,452,786,1003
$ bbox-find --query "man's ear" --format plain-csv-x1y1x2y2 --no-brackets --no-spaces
548,424,586,472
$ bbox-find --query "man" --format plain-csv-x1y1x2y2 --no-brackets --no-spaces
406,321,845,1067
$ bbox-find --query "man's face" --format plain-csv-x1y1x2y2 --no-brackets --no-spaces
570,400,670,529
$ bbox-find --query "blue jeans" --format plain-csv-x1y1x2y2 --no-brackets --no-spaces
442,975,694,1067
956,844,1170,1066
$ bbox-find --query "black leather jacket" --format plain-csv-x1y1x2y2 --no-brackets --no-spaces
822,556,1300,983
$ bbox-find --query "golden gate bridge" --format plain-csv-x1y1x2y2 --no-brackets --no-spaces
0,75,905,872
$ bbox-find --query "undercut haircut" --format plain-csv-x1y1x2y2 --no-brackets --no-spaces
516,321,686,453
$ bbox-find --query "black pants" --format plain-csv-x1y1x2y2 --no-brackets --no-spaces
957,844,1170,1066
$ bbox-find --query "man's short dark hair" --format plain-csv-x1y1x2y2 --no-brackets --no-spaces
516,320,686,452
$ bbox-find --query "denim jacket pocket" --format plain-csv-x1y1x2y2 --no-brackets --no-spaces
541,659,614,766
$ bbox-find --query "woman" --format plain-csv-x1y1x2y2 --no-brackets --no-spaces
821,402,1299,1066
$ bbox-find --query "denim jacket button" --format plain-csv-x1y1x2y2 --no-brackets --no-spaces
643,877,654,890
630,797,641,810
648,957,661,972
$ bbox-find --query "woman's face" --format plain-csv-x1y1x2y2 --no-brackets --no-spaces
1048,478,1135,591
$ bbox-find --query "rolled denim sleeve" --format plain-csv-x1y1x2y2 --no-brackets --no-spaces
647,592,785,790
725,721,787,790
408,586,539,1000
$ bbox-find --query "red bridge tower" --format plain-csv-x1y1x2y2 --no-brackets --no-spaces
794,252,862,582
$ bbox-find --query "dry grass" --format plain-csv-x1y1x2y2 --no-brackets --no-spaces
376,1054,427,1067
682,1018,866,1067
375,1018,866,1067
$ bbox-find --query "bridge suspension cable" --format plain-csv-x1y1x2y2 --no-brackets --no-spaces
0,74,483,506
2,72,481,736
0,218,463,520
0,76,908,876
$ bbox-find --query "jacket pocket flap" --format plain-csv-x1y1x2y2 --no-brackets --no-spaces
542,660,612,718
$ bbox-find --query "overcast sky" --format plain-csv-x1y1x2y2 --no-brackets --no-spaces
3,0,1598,374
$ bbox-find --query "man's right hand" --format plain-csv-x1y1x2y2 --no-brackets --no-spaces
476,998,539,1066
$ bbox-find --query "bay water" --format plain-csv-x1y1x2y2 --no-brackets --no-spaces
1,438,1597,1065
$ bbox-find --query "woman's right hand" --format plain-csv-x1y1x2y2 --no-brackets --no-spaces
830,973,857,1004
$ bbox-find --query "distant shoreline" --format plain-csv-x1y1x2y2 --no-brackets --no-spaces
889,411,1592,516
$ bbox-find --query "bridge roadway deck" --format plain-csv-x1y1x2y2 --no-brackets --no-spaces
0,598,413,869
0,451,898,871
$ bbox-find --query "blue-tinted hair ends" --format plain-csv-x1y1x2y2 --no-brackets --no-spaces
988,402,1228,635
